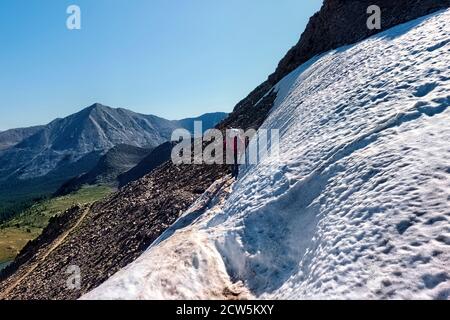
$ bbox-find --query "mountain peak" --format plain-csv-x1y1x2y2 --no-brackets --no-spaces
85,103,110,112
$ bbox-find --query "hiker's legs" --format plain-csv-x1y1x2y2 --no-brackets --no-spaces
232,153,239,178
232,164,239,178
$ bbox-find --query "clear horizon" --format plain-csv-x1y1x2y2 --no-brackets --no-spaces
0,0,322,131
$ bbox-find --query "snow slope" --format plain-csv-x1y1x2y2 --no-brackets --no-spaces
84,10,450,300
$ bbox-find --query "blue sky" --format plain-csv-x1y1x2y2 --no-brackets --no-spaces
0,0,321,130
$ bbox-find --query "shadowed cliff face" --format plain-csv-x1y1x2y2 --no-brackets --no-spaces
1,1,449,300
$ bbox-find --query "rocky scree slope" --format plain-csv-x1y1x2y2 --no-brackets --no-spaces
117,142,175,188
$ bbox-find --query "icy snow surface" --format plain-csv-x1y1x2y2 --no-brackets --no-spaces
84,10,450,300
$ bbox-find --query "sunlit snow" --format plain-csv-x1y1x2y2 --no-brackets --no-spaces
83,9,450,300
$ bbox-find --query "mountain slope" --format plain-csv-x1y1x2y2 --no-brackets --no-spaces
0,103,180,214
56,113,228,193
0,185,112,264
0,126,44,151
56,145,152,195
0,103,178,182
0,105,226,184
0,105,225,216
0,150,103,221
117,142,174,188
116,112,228,188
84,9,450,300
